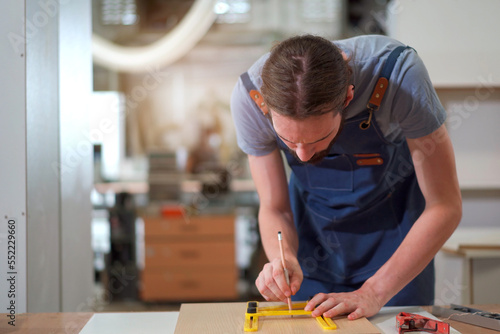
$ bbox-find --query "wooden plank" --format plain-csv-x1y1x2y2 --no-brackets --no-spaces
174,302,381,333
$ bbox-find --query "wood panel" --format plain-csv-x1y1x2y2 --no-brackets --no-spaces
174,302,381,333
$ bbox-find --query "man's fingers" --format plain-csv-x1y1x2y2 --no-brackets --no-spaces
304,293,328,312
272,265,292,298
311,295,337,317
256,259,303,302
256,265,281,301
259,286,278,301
304,288,382,320
289,270,302,295
256,261,289,301
323,301,352,318
256,274,279,301
347,307,364,320
311,298,354,318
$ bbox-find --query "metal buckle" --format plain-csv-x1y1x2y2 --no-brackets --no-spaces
359,108,374,130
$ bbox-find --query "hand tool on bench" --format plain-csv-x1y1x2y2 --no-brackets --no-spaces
432,304,500,331
396,312,450,334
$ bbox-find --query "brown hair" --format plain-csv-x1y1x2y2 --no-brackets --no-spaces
261,34,351,119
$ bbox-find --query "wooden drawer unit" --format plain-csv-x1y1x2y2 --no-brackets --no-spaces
145,240,234,267
141,267,238,301
144,215,234,239
140,214,238,302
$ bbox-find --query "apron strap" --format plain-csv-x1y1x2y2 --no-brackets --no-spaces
367,45,412,111
361,45,412,130
240,72,269,115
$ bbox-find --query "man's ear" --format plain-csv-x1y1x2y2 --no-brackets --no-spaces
344,84,355,108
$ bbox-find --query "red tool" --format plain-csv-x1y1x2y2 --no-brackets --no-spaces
396,312,450,334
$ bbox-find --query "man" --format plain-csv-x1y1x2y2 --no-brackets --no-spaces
230,35,461,320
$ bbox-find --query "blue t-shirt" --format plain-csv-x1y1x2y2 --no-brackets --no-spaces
231,35,446,157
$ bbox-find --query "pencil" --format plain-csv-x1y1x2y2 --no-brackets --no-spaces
278,231,293,312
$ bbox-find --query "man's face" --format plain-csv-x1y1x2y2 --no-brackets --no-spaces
271,110,344,164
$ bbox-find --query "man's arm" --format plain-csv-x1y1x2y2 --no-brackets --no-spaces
248,149,303,302
306,124,462,319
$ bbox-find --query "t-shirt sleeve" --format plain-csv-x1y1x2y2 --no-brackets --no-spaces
392,49,447,139
230,76,277,156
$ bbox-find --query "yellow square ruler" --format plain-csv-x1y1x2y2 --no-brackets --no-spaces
244,301,337,332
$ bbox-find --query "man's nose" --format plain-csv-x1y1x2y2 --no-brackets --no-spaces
295,145,315,162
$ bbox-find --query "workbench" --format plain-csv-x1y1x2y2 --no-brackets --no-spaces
1,304,498,333
435,228,500,304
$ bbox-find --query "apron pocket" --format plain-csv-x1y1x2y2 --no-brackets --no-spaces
299,193,404,284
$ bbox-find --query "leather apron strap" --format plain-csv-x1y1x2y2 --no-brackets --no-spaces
240,72,269,115
361,45,412,129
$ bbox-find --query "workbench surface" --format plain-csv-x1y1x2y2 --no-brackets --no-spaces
0,304,498,333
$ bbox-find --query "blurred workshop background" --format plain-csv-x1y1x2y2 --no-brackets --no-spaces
1,0,499,314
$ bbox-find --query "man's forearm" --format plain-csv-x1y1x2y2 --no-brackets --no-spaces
364,125,463,304
364,203,461,304
247,151,299,264
258,206,299,263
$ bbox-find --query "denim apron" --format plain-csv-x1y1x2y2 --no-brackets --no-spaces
240,46,434,306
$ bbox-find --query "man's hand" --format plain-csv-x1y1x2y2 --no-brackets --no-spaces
304,283,384,320
255,257,303,303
